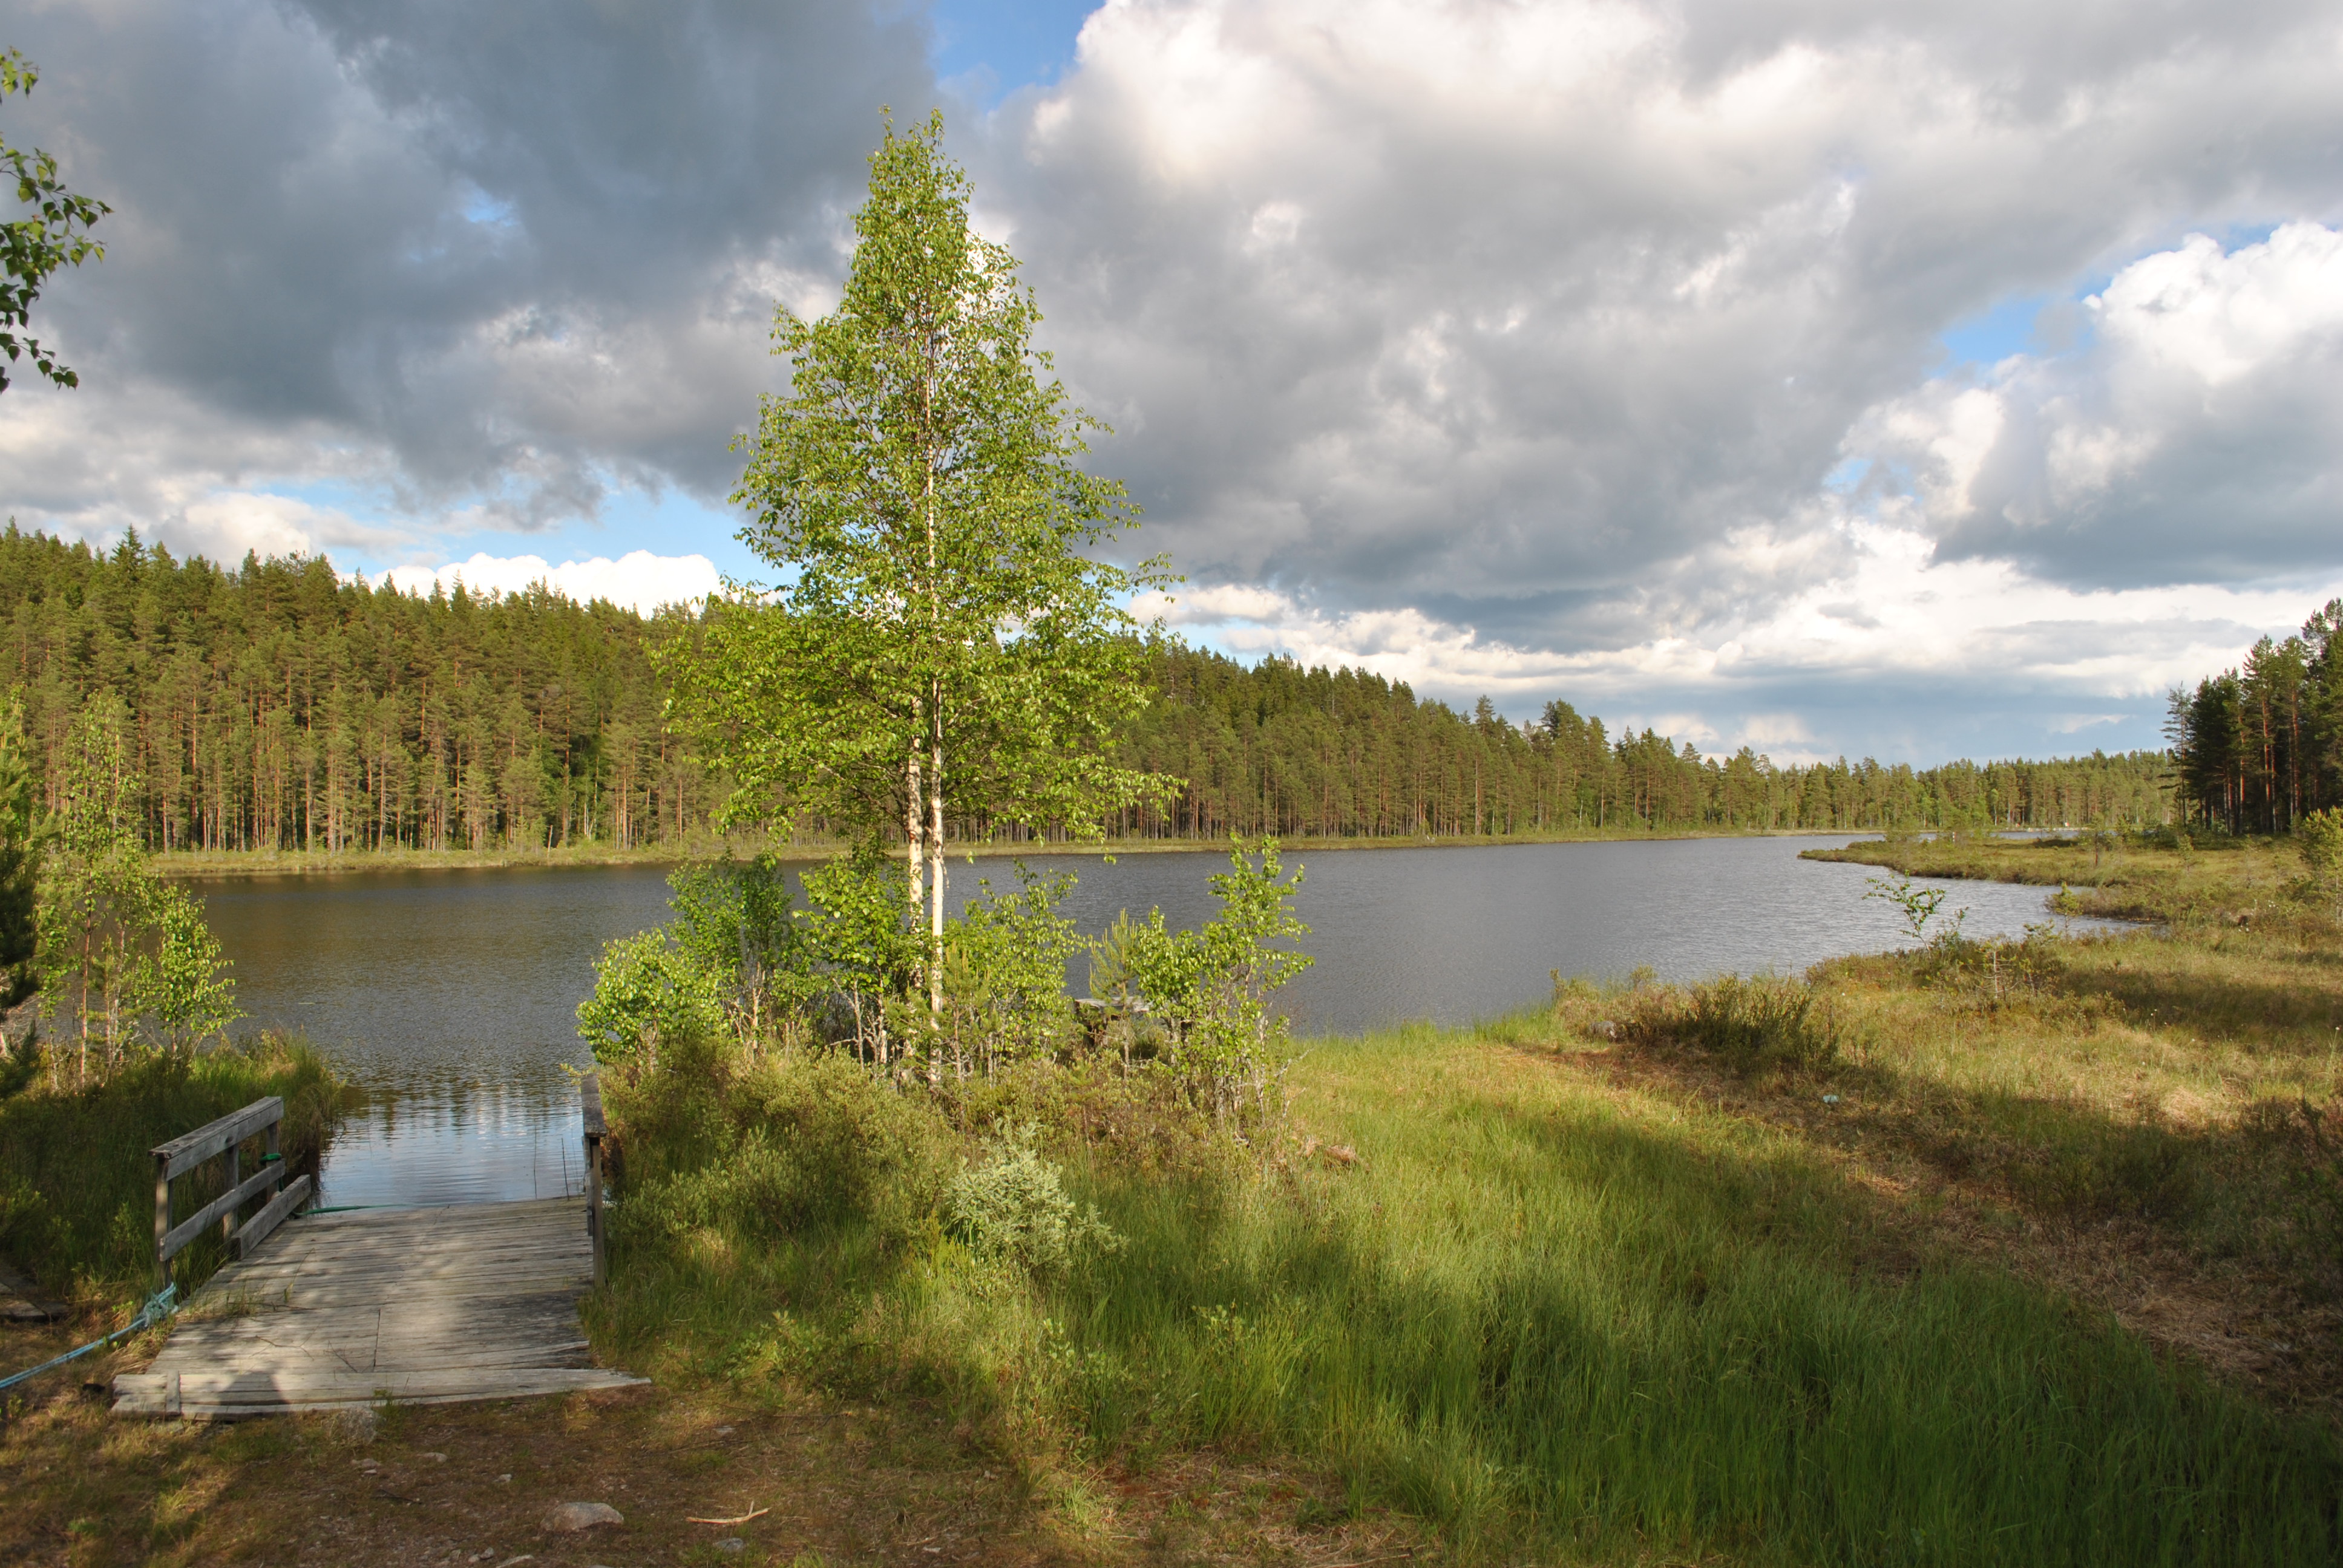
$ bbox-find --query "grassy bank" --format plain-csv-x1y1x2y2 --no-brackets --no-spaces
1800,830,2309,927
152,825,1862,881
0,1035,346,1305
585,935,2343,1568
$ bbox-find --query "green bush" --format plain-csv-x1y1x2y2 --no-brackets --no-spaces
1608,973,1845,1068
944,1123,1120,1275
1682,973,1844,1067
0,1033,344,1298
607,1031,952,1250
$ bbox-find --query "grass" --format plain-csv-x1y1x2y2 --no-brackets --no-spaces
11,829,2342,1565
1059,1025,2338,1563
149,824,1863,881
1800,828,2313,927
0,1033,347,1306
581,904,2343,1568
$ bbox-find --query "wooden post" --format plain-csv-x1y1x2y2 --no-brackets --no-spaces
221,1138,241,1249
581,1074,606,1290
154,1153,171,1296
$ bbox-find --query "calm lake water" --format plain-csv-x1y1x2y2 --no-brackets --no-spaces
192,837,2115,1209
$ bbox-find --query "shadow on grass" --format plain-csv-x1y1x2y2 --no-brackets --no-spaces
2059,956,2343,1044
594,1030,2343,1567
1054,1060,2343,1567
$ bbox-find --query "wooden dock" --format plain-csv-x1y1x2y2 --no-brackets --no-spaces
114,1196,644,1420
113,1086,636,1420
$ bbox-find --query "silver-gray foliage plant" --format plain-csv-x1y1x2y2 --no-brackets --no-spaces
944,1123,1121,1276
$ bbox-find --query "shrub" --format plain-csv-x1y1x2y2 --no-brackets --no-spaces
2297,809,2343,920
1605,973,1844,1068
1681,974,1844,1068
1122,836,1313,1131
608,1032,952,1250
1918,922,2066,1005
944,1123,1121,1275
575,928,729,1068
942,867,1084,1077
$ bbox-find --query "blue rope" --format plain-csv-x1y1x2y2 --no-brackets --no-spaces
0,1284,180,1396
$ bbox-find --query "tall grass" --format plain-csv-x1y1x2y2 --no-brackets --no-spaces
1060,1027,2338,1563
593,1025,2341,1565
0,1034,344,1301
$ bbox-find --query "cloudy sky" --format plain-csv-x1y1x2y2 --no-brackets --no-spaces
4,0,2341,765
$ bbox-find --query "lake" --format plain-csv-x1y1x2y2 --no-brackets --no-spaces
191,837,2114,1208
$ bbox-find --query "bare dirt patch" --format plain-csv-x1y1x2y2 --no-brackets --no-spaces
0,1327,1427,1568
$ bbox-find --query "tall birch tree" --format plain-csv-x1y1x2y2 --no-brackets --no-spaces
678,112,1171,1028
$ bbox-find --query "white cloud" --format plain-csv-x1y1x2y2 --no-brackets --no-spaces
367,551,719,615
5,0,2343,761
1148,509,2343,761
1855,222,2343,584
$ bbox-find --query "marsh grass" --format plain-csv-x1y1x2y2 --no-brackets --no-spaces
593,991,2342,1564
1803,831,2321,930
0,1033,345,1302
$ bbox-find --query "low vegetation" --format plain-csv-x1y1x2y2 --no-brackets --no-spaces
0,1032,342,1305
543,829,2343,1564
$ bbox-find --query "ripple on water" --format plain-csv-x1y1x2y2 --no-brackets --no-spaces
192,840,2120,1208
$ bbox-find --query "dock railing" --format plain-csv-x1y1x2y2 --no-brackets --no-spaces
151,1097,312,1292
582,1073,607,1289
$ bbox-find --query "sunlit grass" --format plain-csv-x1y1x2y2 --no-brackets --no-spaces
594,989,2343,1564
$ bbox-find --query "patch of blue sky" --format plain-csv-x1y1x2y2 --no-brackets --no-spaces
248,477,763,587
2216,218,2281,250
461,188,517,227
929,0,1100,106
1936,293,2048,370
1821,456,1870,494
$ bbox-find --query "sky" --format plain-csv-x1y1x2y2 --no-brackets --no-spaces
3,0,2341,766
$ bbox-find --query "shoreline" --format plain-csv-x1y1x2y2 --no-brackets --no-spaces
156,826,1883,881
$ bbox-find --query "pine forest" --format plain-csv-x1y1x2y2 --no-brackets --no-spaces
2164,600,2343,835
4,526,2189,855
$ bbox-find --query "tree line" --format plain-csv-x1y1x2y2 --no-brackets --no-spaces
2166,600,2343,834
1,523,2178,857
1107,644,2173,838
0,524,721,855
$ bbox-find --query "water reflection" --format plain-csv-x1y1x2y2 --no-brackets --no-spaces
192,838,2119,1209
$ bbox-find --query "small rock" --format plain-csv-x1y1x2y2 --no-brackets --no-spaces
715,1540,746,1557
419,1451,448,1463
542,1501,624,1533
331,1407,379,1445
496,1474,512,1485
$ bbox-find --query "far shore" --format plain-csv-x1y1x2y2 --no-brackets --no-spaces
153,825,1890,880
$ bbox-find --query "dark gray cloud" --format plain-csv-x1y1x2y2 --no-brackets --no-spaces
2,0,2341,760
975,0,2343,648
2,0,929,521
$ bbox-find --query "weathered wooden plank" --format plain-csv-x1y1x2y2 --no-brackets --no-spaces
117,1365,643,1416
581,1073,606,1138
153,1099,282,1180
211,1267,588,1299
159,1163,286,1261
174,1367,642,1398
229,1173,311,1259
122,1195,642,1420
